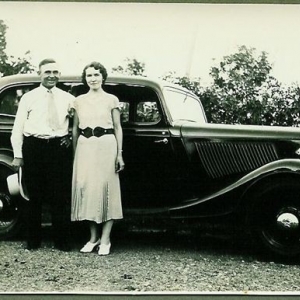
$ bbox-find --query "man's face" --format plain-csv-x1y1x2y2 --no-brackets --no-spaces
38,63,61,89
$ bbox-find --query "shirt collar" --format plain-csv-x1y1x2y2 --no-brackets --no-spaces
40,84,58,94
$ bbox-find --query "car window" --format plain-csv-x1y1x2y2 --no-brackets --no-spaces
163,87,206,123
0,85,36,123
119,102,129,124
104,83,161,125
0,89,19,116
136,101,161,123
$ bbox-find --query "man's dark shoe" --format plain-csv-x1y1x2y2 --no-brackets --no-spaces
55,242,71,252
25,241,41,250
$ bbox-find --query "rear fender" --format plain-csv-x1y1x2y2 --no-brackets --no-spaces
240,159,300,200
238,163,300,226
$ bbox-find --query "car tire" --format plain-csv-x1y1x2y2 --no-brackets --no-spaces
248,177,300,259
0,165,25,240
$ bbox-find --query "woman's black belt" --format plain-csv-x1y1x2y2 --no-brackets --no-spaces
80,127,114,138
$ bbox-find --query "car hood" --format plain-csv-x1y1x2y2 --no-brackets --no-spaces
179,122,300,140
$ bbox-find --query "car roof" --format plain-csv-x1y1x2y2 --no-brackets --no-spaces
0,73,196,97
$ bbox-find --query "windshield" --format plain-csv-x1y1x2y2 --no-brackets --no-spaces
163,87,206,123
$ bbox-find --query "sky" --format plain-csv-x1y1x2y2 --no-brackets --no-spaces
1,2,300,86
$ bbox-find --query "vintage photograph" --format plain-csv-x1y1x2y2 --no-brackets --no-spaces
1,1,300,295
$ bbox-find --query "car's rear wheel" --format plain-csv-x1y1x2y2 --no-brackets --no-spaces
249,178,300,258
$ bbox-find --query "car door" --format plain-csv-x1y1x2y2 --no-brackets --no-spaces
105,83,182,211
122,125,177,211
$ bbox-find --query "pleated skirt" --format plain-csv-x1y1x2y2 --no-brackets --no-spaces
71,134,123,223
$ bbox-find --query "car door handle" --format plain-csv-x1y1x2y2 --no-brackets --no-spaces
154,138,168,144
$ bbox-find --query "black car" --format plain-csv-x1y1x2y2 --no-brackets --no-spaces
1,74,300,258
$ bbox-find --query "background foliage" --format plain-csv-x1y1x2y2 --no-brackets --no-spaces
0,20,34,77
117,48,300,127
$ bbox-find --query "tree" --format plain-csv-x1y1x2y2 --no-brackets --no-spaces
284,83,300,127
163,72,201,94
205,46,300,126
112,58,146,76
206,45,275,124
0,20,34,77
0,20,8,75
163,46,300,126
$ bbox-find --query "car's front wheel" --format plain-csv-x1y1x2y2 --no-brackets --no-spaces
249,178,300,258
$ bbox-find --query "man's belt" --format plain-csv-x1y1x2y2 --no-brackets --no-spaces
80,127,114,138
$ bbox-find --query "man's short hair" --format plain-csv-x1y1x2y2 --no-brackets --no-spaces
39,58,56,69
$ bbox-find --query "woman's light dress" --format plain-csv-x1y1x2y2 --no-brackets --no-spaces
71,92,123,224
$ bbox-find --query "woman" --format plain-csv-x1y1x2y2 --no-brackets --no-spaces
71,62,124,255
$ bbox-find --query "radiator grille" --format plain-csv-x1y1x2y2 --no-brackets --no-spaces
195,141,278,178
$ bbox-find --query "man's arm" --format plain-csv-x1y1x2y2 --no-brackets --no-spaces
11,95,28,169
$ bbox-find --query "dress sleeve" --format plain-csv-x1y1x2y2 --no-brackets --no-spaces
112,95,120,110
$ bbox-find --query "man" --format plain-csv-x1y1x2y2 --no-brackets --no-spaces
11,58,75,251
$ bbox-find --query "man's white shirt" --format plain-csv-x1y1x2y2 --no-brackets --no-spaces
11,85,75,158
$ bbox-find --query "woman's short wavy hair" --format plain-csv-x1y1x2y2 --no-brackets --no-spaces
81,61,108,86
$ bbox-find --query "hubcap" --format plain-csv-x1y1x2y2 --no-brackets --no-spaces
0,193,19,229
256,186,300,256
277,212,299,230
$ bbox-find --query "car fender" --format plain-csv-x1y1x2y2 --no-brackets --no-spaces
171,158,300,211
0,149,14,170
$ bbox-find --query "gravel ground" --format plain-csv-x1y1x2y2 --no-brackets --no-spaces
1,225,300,294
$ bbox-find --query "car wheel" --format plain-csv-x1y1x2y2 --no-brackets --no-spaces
0,187,24,240
249,178,300,258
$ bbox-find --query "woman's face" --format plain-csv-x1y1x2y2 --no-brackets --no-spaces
85,67,103,90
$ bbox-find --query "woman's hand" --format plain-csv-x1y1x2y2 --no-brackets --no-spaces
115,154,125,173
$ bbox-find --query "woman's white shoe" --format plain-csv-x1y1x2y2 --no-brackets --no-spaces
98,243,111,255
80,240,100,253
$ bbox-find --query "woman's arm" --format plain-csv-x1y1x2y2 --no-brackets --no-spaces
112,108,125,172
72,110,80,155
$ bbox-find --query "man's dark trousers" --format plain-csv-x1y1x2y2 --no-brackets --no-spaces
22,136,72,249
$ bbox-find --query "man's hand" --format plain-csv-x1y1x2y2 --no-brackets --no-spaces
60,136,71,148
11,158,24,171
67,107,75,118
